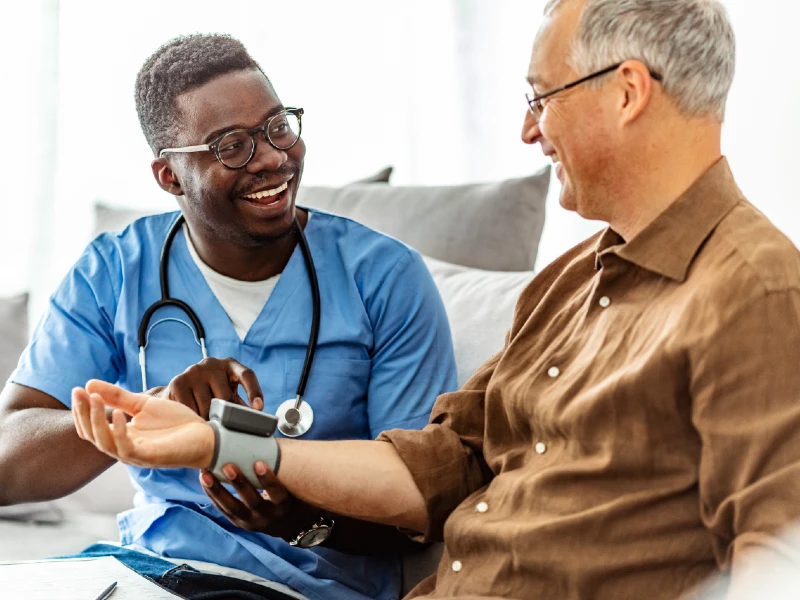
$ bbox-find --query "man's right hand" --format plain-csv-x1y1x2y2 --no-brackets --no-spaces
147,357,264,419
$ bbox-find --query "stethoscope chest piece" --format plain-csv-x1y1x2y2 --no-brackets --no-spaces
276,396,315,437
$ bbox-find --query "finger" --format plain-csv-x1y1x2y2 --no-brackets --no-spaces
71,388,91,440
89,393,118,457
169,380,200,416
110,409,135,462
209,369,243,406
226,359,263,409
85,380,148,416
223,464,269,512
191,384,214,420
225,359,264,409
253,461,289,505
199,471,250,525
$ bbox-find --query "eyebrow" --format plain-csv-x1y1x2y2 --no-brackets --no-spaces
202,104,286,143
526,73,550,93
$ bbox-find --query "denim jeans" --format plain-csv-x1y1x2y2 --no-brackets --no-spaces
59,543,298,600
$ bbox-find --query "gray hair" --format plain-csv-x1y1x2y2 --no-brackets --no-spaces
543,0,735,121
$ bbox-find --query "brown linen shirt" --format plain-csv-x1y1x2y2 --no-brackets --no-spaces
380,158,800,600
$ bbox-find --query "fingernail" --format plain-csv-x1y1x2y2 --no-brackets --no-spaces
200,472,214,487
254,462,267,476
254,398,263,408
223,465,236,479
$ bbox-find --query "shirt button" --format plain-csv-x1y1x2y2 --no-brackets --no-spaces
547,366,560,378
452,560,463,572
599,296,611,308
535,442,547,454
475,501,489,513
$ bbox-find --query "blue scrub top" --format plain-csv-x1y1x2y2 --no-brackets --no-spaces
12,208,457,600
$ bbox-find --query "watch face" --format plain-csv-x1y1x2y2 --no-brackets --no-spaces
299,525,331,548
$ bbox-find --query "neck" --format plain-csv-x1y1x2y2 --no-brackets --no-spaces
187,209,309,281
608,120,722,241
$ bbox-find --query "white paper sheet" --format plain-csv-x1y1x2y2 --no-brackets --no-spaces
0,556,182,599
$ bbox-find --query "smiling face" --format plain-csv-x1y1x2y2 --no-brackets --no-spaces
159,68,306,245
524,0,619,220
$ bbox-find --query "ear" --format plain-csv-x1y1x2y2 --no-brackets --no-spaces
151,158,183,196
616,60,655,126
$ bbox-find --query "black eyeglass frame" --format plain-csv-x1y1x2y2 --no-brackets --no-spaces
158,107,305,169
525,63,662,119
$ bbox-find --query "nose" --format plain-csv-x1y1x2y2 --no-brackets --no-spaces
521,108,542,146
246,136,288,173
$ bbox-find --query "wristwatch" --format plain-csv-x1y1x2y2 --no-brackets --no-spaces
290,516,335,548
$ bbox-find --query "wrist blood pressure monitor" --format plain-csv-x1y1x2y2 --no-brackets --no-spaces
208,399,281,488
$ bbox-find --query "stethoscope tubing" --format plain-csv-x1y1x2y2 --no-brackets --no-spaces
137,214,320,414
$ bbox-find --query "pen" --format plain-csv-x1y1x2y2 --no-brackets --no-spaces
94,581,117,600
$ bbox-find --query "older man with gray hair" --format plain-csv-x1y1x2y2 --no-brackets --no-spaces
72,0,800,598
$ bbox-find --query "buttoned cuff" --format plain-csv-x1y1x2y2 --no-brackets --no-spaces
378,423,489,542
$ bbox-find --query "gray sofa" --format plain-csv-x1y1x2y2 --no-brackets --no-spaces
0,167,549,595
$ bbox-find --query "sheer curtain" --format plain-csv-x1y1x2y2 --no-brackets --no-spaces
2,0,799,319
28,0,552,318
0,1,59,299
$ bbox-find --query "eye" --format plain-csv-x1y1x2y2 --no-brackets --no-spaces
269,119,289,136
218,140,244,154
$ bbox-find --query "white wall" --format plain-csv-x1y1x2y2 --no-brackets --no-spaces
1,1,799,315
719,1,800,245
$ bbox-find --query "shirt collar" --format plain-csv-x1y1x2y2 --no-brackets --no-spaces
595,157,742,282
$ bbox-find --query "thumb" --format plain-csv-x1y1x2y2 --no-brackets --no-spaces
85,380,148,416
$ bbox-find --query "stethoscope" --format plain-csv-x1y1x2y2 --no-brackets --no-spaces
138,214,320,437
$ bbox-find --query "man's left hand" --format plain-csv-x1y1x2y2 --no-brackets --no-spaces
200,461,322,541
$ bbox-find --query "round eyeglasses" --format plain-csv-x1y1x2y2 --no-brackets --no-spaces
159,107,304,169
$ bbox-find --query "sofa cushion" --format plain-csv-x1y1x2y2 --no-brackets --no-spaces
0,293,28,385
0,293,66,523
298,167,550,271
422,257,533,387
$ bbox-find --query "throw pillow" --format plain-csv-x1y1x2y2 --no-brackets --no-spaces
353,165,393,183
298,166,550,271
423,256,533,388
92,166,395,237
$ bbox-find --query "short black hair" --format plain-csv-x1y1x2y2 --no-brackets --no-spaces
135,33,265,155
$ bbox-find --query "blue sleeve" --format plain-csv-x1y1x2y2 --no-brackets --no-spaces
365,250,457,438
11,239,122,407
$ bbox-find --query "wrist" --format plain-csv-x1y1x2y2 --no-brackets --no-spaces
199,423,216,470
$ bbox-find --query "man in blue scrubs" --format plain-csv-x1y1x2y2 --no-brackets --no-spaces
0,34,456,600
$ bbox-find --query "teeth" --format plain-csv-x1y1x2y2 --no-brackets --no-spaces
243,181,288,200
551,153,561,164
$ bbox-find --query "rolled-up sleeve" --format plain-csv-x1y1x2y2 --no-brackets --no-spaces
690,288,800,586
378,350,500,542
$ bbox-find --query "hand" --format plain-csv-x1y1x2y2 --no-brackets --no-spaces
200,462,322,541
72,379,215,470
148,357,265,419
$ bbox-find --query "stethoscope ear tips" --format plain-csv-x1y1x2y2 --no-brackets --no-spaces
276,397,315,437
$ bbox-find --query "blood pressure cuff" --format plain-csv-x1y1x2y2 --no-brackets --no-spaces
208,420,281,488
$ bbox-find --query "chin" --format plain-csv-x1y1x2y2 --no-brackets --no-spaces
558,188,578,213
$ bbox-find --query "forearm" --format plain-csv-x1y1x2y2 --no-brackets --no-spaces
0,406,114,505
277,438,428,533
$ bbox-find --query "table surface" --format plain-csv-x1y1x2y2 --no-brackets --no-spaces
0,511,119,561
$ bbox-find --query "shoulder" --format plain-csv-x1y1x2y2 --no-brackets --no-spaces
679,199,800,336
699,200,800,299
307,208,420,277
88,210,180,269
92,210,179,250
